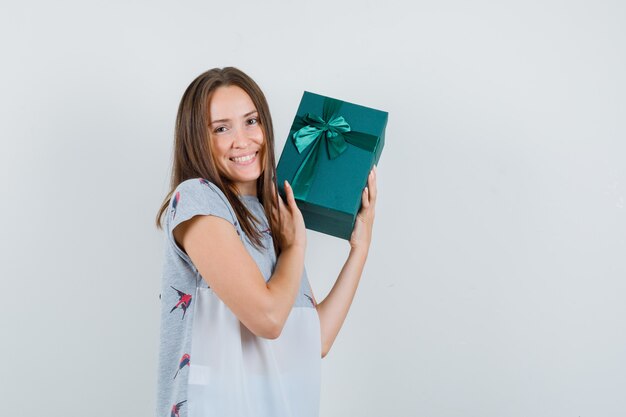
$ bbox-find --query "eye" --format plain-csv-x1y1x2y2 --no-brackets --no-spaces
247,117,259,125
213,126,227,133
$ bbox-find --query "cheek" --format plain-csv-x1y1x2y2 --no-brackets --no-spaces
256,139,266,163
211,139,230,159
252,125,264,143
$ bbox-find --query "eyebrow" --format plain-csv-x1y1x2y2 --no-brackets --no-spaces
210,110,258,125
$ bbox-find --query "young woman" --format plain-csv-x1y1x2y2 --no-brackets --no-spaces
155,67,377,417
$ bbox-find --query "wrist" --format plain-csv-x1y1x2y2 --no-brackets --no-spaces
283,242,306,254
349,244,369,260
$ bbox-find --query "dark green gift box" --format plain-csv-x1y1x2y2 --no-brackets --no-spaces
276,91,388,240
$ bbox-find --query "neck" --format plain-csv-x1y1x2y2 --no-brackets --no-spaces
234,182,257,197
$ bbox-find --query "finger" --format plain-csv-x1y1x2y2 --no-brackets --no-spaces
272,185,285,219
360,186,370,210
284,180,297,209
368,167,377,203
276,182,287,206
269,187,285,222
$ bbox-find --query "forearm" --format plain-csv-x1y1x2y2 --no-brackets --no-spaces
266,245,306,333
316,246,369,356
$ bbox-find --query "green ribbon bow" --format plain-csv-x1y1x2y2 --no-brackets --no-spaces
290,97,378,199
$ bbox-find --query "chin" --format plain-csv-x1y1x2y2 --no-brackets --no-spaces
230,170,262,184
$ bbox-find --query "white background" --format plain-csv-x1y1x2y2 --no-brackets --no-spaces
1,1,625,416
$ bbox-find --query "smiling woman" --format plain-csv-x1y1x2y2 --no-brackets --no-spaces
154,67,377,417
154,67,320,417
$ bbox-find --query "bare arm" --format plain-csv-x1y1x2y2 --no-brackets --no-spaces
315,166,378,358
174,181,306,339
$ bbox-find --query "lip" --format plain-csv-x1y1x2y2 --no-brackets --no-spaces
229,151,258,166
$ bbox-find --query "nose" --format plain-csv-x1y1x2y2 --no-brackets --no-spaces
232,126,250,149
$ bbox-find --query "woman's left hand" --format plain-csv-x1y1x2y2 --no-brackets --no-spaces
349,165,377,252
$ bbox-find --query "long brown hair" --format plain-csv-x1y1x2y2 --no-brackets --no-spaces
155,67,282,254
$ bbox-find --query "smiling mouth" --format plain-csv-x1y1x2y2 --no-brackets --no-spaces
229,151,258,164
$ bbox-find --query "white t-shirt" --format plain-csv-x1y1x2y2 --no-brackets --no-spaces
156,178,321,417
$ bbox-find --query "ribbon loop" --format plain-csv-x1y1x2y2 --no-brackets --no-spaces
292,124,323,153
288,97,379,199
292,114,352,159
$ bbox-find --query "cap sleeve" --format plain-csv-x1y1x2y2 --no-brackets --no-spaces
166,178,237,268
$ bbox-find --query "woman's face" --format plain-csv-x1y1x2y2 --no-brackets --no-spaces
208,85,264,196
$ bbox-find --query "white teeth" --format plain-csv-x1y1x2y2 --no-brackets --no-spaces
231,152,256,163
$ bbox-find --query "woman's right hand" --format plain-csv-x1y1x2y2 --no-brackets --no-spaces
272,180,306,251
